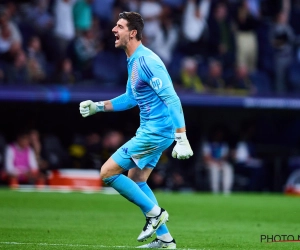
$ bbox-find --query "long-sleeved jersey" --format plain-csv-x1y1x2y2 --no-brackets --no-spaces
111,44,185,139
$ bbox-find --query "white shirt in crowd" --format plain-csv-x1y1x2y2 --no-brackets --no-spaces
54,0,76,40
182,0,211,42
140,1,163,40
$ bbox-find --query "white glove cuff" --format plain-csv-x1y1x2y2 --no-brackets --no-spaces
95,101,105,112
174,132,187,142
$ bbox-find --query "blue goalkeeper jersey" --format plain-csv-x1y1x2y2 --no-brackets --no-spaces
111,44,185,139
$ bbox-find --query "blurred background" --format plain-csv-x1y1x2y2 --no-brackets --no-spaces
0,0,300,194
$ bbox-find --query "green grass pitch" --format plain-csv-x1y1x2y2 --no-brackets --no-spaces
0,189,299,250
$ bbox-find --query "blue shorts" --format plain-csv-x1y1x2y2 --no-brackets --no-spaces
111,131,174,171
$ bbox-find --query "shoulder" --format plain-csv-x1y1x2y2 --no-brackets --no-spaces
136,55,154,79
136,54,164,74
136,46,163,67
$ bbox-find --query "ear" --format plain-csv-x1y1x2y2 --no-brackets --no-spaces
130,30,137,39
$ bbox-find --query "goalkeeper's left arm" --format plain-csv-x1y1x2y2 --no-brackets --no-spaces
158,86,194,160
138,58,193,160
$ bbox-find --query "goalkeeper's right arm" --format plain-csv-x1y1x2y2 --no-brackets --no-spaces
79,92,137,118
79,100,112,117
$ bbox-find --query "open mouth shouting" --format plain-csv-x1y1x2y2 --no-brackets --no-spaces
115,34,120,45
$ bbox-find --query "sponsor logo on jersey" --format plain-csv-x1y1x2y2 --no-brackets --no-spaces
150,77,162,90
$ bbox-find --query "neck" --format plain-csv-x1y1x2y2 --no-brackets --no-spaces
125,40,142,57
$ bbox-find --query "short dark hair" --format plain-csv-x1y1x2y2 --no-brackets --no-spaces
119,11,144,41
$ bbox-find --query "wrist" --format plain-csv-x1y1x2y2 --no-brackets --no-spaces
175,127,186,133
174,132,187,141
95,101,105,112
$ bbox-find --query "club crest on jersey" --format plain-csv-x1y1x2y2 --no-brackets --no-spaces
150,77,162,90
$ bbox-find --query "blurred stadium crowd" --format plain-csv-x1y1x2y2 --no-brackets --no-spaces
0,0,300,95
1,0,300,193
0,120,296,193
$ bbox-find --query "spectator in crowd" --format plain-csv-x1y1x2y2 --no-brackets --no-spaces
182,0,211,56
84,132,102,169
0,6,22,46
203,59,226,94
226,63,256,95
0,0,297,97
26,36,47,71
148,150,169,190
5,1,20,24
24,0,55,62
42,134,71,169
177,57,205,93
54,57,78,84
53,0,76,60
269,11,295,94
208,2,235,69
100,130,124,166
233,123,264,191
245,0,261,18
73,0,93,32
4,130,44,188
290,0,300,63
233,0,260,73
27,57,46,83
0,7,22,63
0,22,14,55
139,0,163,47
148,147,192,191
150,4,179,66
92,0,115,25
29,129,48,180
69,134,86,169
27,0,54,36
6,50,30,84
26,36,47,83
73,29,99,76
202,126,234,194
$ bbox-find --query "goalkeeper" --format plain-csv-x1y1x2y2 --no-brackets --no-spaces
79,11,193,249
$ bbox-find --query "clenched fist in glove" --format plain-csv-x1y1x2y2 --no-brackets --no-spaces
172,132,193,159
79,100,104,117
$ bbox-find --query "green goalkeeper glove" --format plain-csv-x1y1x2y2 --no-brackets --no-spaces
79,100,104,117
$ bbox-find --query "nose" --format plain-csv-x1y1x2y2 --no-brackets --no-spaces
112,26,117,33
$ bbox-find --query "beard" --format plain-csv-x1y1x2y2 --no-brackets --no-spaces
116,35,130,49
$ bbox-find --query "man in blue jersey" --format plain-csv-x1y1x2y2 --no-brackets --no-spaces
79,12,193,249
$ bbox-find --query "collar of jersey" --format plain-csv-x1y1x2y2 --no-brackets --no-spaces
127,43,144,63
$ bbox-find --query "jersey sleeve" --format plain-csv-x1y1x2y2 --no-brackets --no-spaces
110,81,137,111
137,56,186,129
